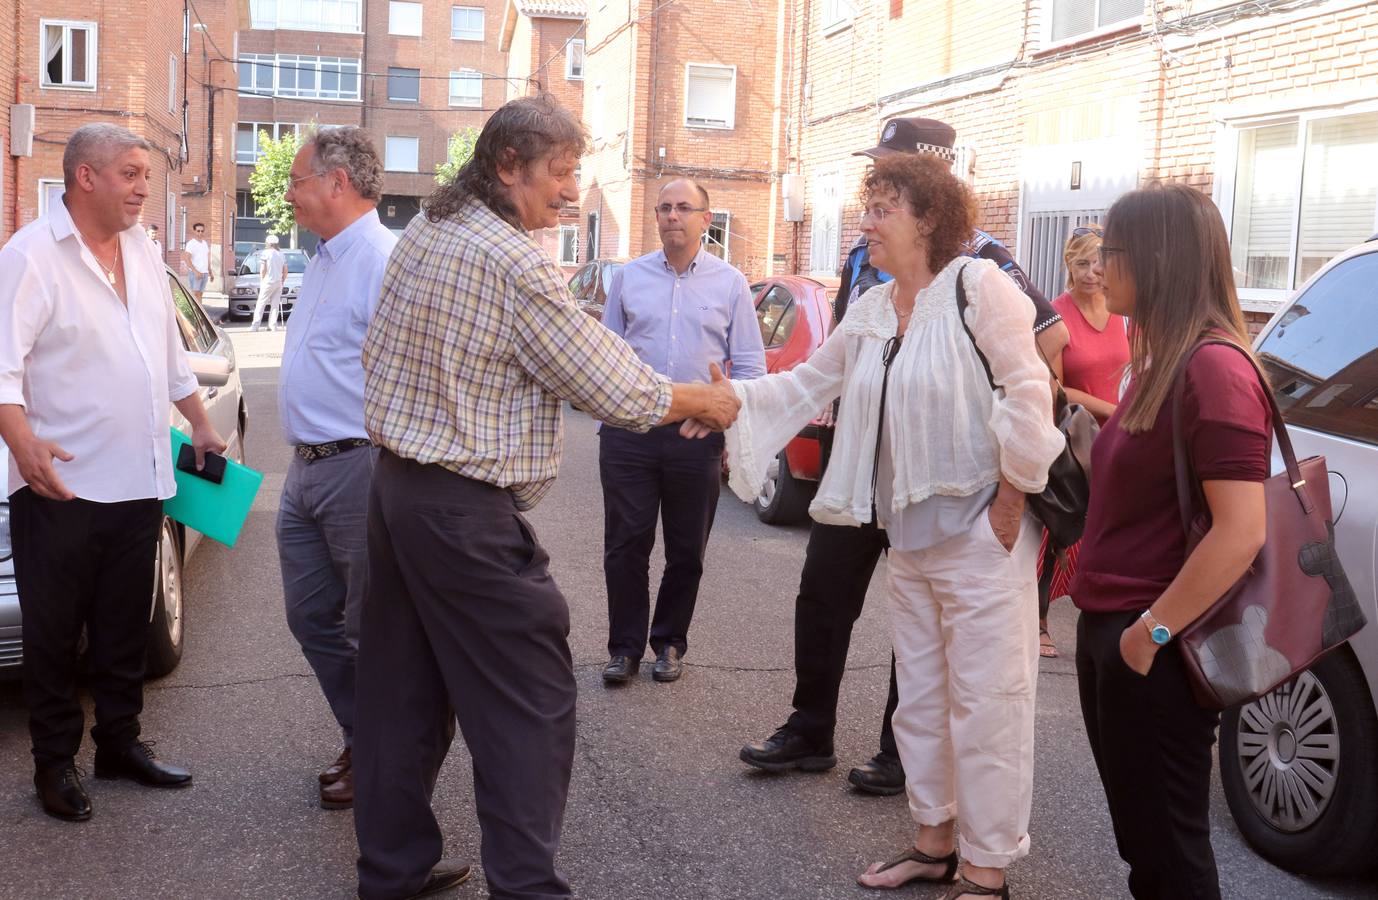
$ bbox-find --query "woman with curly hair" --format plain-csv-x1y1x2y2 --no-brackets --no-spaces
722,153,1062,898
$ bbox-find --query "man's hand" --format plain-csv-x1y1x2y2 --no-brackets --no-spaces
697,363,742,431
12,434,76,501
189,422,228,471
986,476,1025,552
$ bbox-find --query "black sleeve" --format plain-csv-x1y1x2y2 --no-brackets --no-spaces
977,240,1061,333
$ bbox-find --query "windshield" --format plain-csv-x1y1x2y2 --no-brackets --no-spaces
242,250,309,275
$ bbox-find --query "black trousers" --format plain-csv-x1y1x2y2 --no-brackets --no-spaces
11,488,162,770
353,452,574,900
1076,610,1222,900
599,424,723,660
785,519,899,758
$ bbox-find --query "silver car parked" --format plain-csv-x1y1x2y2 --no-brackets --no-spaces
1217,238,1378,875
226,247,310,321
0,268,248,678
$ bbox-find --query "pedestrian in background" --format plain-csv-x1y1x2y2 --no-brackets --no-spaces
251,233,287,332
353,94,740,900
183,222,211,302
722,152,1062,900
146,223,162,257
599,177,765,686
1072,183,1270,899
0,123,226,822
276,125,396,812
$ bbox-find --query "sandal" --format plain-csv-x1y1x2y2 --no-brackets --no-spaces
941,875,1010,899
1039,627,1059,659
858,847,958,889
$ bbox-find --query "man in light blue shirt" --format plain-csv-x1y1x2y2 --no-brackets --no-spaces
277,126,396,811
600,178,765,685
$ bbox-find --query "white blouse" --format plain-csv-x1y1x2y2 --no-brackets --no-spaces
725,257,1064,527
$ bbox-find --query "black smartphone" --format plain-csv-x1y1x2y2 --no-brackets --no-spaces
176,443,227,485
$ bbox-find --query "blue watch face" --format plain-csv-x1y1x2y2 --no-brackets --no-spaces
1150,624,1172,645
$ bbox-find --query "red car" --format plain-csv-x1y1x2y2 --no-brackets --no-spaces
739,275,835,524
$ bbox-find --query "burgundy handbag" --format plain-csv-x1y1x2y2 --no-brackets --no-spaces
1170,339,1366,710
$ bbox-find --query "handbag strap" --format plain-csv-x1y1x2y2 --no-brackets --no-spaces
1169,338,1313,540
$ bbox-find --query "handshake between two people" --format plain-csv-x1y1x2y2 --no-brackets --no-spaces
675,362,742,440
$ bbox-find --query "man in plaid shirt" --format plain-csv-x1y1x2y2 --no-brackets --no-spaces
353,94,740,900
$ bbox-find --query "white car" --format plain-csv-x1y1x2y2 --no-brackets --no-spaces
1217,237,1378,875
0,268,247,678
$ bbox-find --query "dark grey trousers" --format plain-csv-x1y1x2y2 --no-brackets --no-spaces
277,445,376,748
353,451,575,900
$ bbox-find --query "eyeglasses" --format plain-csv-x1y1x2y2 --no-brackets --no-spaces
861,205,905,223
655,203,708,216
1072,224,1104,238
1097,245,1127,264
287,171,328,189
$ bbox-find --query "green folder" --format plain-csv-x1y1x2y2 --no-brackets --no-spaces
164,427,264,547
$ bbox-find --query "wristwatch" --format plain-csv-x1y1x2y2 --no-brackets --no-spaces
1140,610,1172,645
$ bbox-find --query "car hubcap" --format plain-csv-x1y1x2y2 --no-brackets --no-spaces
757,457,780,508
1235,671,1339,833
157,522,183,647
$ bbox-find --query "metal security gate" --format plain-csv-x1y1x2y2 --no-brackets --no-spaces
1024,208,1106,301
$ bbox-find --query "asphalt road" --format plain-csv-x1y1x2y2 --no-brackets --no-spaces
0,315,1371,899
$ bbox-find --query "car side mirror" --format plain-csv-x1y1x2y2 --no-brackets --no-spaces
188,352,231,387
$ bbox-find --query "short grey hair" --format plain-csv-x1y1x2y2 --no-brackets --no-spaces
63,123,152,187
305,126,383,201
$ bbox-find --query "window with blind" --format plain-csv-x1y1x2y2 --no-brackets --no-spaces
685,64,736,130
809,172,841,276
1049,0,1142,42
1227,111,1378,300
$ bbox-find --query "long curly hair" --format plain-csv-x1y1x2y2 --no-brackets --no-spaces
425,94,587,226
860,153,975,273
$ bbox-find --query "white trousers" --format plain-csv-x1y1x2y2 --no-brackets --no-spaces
252,282,283,329
887,510,1041,869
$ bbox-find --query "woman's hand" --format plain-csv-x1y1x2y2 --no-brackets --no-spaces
986,476,1025,551
1118,620,1160,676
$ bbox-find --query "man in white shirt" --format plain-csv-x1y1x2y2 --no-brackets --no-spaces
0,123,226,822
182,222,211,301
252,233,288,332
277,126,396,812
146,223,162,257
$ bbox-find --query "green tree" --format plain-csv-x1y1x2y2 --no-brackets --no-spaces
435,128,481,185
247,128,303,239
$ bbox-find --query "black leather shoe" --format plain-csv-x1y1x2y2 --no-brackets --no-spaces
847,752,906,795
602,655,639,685
739,726,836,772
651,647,683,683
404,858,473,899
34,765,92,822
94,740,192,788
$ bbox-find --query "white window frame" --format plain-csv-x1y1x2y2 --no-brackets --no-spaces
1214,99,1378,312
168,54,178,113
389,1,423,36
385,136,420,173
558,225,580,266
1042,0,1144,50
38,179,66,217
450,6,485,41
821,0,856,35
448,70,483,108
565,39,585,81
809,170,842,277
236,121,296,165
387,67,421,103
702,210,731,263
39,20,98,91
250,0,363,33
238,54,361,101
684,63,736,131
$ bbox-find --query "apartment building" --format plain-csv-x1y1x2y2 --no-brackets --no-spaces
3,0,243,289
788,0,1378,326
235,0,510,250
576,0,790,280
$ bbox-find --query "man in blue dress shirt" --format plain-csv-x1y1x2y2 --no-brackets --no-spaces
277,126,397,811
600,179,766,685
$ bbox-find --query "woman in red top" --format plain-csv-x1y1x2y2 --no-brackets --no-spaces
1071,183,1270,899
1037,225,1131,656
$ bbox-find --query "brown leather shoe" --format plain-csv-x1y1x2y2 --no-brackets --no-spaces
319,747,350,786
320,765,353,810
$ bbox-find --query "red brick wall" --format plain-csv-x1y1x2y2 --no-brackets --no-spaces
1,0,16,242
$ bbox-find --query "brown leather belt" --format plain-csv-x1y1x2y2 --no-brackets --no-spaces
295,438,372,462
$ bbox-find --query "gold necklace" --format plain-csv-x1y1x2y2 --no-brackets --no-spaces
78,230,121,287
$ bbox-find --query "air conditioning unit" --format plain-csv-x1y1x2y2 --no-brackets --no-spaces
10,105,35,157
782,173,804,222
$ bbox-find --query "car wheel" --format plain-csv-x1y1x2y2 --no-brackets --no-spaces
754,450,814,525
145,517,185,679
1219,647,1378,876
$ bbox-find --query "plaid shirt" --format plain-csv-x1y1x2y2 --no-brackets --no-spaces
362,196,672,509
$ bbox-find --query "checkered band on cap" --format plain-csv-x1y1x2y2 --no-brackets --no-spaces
919,143,957,161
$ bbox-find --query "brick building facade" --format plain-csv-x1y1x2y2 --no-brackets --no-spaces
235,0,510,251
4,0,244,289
788,0,1378,325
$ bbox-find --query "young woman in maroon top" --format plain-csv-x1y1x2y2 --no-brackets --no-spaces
1069,183,1271,900
1037,224,1133,657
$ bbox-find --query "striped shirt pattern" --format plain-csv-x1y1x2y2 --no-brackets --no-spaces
362,196,672,509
